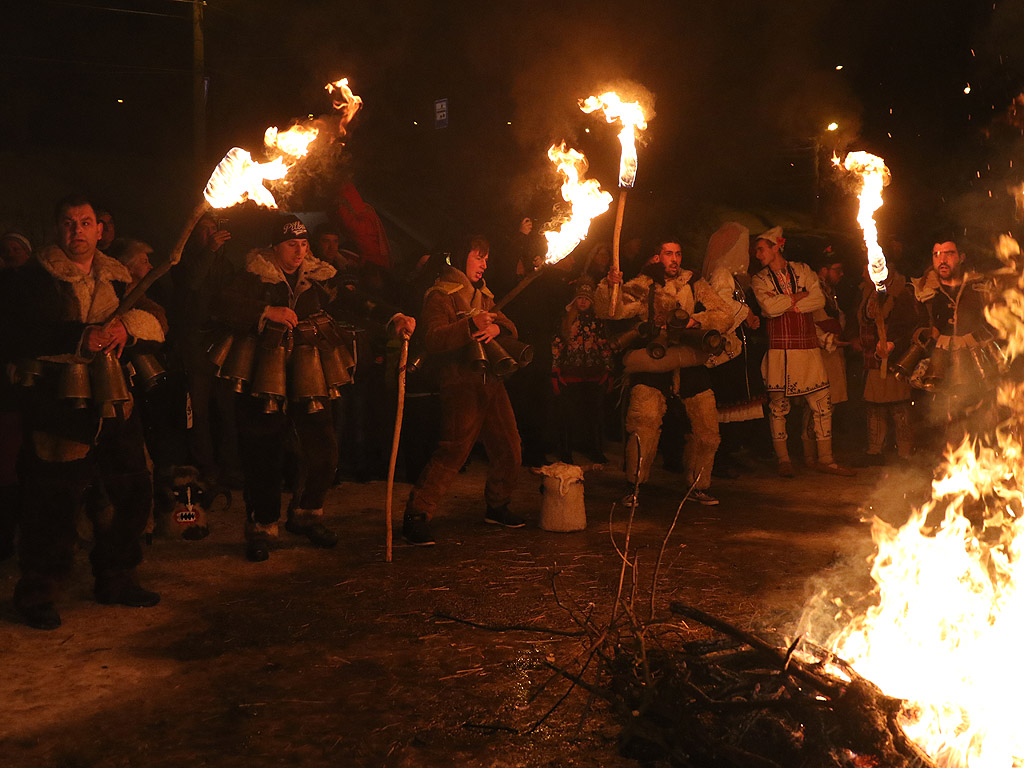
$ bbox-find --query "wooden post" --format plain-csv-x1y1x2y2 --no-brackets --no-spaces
192,0,207,175
384,339,409,562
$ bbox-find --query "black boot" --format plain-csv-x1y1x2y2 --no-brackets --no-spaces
484,504,525,528
16,601,62,630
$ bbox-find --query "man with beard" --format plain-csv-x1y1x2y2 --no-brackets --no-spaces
401,237,523,546
597,238,732,506
7,195,165,629
911,237,997,434
752,227,854,478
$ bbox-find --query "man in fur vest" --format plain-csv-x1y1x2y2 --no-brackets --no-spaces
214,214,413,562
7,196,166,630
752,227,854,478
596,238,732,507
401,237,523,546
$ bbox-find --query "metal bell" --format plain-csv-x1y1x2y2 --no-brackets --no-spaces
289,344,329,412
207,332,235,373
893,340,931,382
484,339,518,377
90,351,131,416
319,345,353,397
646,339,668,359
465,340,489,373
129,352,166,391
16,359,45,387
251,344,289,407
949,348,974,389
674,327,725,355
495,335,533,368
924,347,949,387
219,334,257,393
58,362,92,408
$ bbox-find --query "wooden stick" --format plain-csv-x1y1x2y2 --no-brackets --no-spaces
493,252,575,312
610,188,628,316
384,338,409,562
113,201,211,318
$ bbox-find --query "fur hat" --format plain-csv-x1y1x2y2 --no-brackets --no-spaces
1,232,31,253
756,226,785,250
271,214,309,246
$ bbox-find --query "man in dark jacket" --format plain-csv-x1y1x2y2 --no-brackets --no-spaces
8,195,165,630
213,214,413,561
401,237,523,546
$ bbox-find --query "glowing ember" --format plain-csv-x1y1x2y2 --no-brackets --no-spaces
203,147,288,209
841,151,891,291
264,124,319,160
579,91,648,188
798,236,1024,767
542,143,613,264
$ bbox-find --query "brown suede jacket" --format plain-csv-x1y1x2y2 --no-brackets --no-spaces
421,266,517,381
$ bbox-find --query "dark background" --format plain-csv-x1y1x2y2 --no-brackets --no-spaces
3,0,1024,272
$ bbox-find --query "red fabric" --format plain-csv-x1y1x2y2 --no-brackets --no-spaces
767,311,818,349
335,183,391,269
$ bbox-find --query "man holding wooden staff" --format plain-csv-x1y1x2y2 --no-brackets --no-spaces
401,237,524,546
7,195,166,630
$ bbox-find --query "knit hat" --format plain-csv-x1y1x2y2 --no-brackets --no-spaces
756,226,785,250
574,277,595,301
1,232,32,253
271,214,309,246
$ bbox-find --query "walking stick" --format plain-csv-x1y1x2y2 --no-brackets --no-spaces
384,338,409,562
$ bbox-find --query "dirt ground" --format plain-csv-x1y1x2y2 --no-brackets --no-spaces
0,442,931,768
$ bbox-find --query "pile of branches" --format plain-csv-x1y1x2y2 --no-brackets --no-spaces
446,483,938,768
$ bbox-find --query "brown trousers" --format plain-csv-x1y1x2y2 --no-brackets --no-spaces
406,372,521,520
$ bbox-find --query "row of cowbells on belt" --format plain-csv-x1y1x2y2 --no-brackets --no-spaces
890,329,1010,391
609,309,725,374
462,335,534,377
15,350,167,419
208,316,357,413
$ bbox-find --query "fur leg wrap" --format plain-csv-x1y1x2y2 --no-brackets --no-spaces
624,385,666,485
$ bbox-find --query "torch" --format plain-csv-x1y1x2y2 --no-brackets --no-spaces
494,143,612,311
580,91,648,316
840,151,892,374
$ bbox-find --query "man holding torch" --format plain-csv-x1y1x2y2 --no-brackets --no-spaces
597,238,731,506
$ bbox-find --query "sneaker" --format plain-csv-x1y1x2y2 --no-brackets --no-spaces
16,601,62,631
619,490,640,509
95,581,161,608
285,519,339,548
484,504,526,528
402,513,436,546
687,490,720,506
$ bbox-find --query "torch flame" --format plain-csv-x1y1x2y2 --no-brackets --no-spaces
325,77,363,126
264,124,319,161
797,235,1024,767
542,143,613,264
842,151,891,291
579,91,648,188
202,147,288,209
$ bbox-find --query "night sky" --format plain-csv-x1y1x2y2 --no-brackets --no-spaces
3,0,1023,269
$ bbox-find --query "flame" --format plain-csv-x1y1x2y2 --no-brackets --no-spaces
542,143,613,264
842,151,891,291
798,236,1024,767
264,124,319,160
202,147,289,209
325,77,363,123
579,91,648,188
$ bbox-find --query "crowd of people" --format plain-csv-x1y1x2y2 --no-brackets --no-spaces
0,191,1002,629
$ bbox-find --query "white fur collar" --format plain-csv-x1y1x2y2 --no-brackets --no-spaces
36,244,131,285
245,249,337,285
